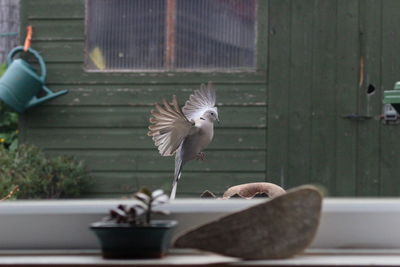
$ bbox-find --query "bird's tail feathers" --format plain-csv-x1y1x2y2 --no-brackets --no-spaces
170,154,183,200
170,175,179,200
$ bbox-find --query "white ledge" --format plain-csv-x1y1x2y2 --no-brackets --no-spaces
1,249,400,266
0,199,263,214
1,198,400,250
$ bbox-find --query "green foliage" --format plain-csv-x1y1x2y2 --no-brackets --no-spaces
0,144,91,199
0,64,6,76
107,188,169,225
0,63,18,150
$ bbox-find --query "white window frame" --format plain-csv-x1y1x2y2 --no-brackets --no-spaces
0,198,400,250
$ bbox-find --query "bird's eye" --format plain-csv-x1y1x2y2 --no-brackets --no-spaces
211,112,214,115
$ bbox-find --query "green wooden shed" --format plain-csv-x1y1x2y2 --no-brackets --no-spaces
17,0,400,197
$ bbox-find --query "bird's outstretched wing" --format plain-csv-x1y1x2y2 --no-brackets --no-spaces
183,81,216,121
148,95,195,156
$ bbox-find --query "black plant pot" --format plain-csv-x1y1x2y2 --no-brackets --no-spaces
90,220,177,259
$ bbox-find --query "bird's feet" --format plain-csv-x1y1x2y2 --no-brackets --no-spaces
196,152,205,161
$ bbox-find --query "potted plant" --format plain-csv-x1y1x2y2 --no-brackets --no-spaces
90,188,177,259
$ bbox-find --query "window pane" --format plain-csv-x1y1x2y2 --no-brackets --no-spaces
85,0,257,71
86,0,165,70
175,0,257,70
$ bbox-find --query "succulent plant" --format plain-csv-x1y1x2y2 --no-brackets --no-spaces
106,188,169,226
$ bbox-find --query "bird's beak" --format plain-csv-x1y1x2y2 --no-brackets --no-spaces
216,116,220,123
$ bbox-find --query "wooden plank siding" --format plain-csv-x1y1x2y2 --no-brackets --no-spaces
266,0,290,187
267,0,358,195
380,0,400,196
19,0,400,197
266,0,400,196
356,0,382,196
334,0,359,196
19,0,268,198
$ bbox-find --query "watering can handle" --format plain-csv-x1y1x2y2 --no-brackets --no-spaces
6,46,47,82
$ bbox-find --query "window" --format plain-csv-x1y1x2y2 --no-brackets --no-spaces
85,0,257,71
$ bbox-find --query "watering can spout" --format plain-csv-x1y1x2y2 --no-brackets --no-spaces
27,87,68,109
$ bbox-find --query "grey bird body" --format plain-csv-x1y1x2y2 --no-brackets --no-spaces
148,82,218,199
172,118,215,199
182,119,214,162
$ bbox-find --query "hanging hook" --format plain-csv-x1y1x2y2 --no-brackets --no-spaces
23,26,33,52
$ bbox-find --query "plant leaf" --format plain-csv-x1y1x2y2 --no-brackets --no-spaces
133,203,147,210
153,194,169,205
134,192,150,203
140,187,152,197
110,208,126,218
151,189,165,199
127,206,137,217
9,139,18,151
0,63,6,76
117,204,128,212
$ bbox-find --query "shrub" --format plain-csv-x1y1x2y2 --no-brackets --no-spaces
0,144,91,199
0,63,18,151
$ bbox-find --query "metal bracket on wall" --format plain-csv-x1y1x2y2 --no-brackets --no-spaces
342,114,372,121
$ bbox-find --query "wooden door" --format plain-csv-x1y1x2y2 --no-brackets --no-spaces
267,0,400,196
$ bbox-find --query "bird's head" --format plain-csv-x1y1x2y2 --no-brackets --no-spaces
202,108,219,123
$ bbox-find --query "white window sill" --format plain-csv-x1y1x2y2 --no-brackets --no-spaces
1,249,400,266
1,198,400,250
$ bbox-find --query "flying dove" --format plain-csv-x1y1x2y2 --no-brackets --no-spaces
147,82,219,199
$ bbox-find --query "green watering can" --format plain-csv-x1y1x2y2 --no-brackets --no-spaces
0,46,68,113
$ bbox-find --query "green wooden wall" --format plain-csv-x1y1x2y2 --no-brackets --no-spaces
19,0,267,198
18,0,400,197
267,0,400,196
